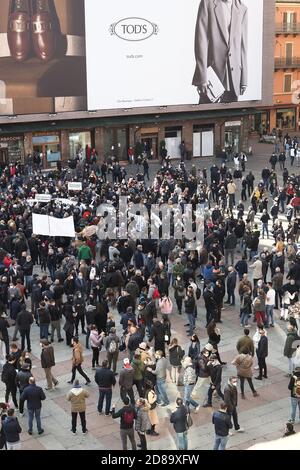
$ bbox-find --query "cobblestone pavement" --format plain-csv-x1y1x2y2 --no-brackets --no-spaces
0,146,298,451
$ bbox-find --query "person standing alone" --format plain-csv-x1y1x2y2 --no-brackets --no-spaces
67,380,89,435
255,328,268,381
212,402,232,450
40,340,58,391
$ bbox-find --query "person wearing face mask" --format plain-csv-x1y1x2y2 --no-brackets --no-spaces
40,340,58,391
204,354,224,408
192,345,212,403
223,377,244,434
74,291,87,336
203,282,218,327
173,276,185,315
62,296,76,347
75,273,87,299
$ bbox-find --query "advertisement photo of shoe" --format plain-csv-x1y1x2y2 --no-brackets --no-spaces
7,0,31,62
31,0,59,62
0,0,87,115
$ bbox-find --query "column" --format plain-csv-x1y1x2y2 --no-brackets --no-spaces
60,130,70,164
24,133,33,157
182,121,193,159
94,127,105,162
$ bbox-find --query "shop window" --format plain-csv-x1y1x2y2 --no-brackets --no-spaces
32,135,61,167
165,127,182,159
69,132,92,160
193,126,214,157
276,109,296,129
104,127,128,161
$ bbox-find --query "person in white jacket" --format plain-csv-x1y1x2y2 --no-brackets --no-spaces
250,257,263,287
281,291,296,321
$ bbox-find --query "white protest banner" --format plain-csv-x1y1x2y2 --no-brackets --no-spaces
35,194,52,203
54,198,78,206
33,214,75,238
32,214,50,236
49,216,75,237
68,182,82,191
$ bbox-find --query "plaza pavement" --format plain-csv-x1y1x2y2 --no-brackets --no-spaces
0,144,299,451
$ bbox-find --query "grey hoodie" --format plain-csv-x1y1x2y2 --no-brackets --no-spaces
119,367,134,389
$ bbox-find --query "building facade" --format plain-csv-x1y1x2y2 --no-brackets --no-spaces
270,0,300,133
0,0,275,166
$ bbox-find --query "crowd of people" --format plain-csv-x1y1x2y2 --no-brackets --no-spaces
0,140,300,451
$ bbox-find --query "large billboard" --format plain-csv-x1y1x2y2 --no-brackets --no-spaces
86,0,263,110
0,0,267,116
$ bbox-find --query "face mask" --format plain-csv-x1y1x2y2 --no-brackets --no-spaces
232,382,238,387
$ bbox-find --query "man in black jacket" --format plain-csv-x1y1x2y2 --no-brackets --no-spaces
16,363,32,415
255,328,268,380
20,377,46,435
48,299,63,343
112,397,137,450
2,409,22,450
203,283,218,326
224,377,244,433
170,398,189,450
204,355,224,408
16,305,33,352
95,360,116,416
1,356,18,408
37,301,50,340
212,402,232,450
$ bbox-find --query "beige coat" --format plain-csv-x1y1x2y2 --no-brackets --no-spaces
232,353,254,378
67,387,89,413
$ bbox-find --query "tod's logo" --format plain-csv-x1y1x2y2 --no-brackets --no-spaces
109,17,158,41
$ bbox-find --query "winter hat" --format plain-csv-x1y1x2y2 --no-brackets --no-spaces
182,356,193,368
74,380,81,388
204,343,214,352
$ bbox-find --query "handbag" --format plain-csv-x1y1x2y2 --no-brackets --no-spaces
186,412,193,429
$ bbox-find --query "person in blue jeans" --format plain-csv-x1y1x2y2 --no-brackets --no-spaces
156,377,169,406
182,357,200,412
288,367,300,424
94,360,116,416
212,403,233,450
170,398,189,450
152,352,169,406
20,377,46,435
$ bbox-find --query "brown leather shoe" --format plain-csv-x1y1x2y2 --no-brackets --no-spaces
7,0,31,62
31,0,56,61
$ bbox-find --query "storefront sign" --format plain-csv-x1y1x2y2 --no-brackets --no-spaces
225,121,242,128
32,135,60,145
0,136,23,142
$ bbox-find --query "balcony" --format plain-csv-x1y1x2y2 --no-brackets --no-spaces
275,57,300,69
276,23,300,34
